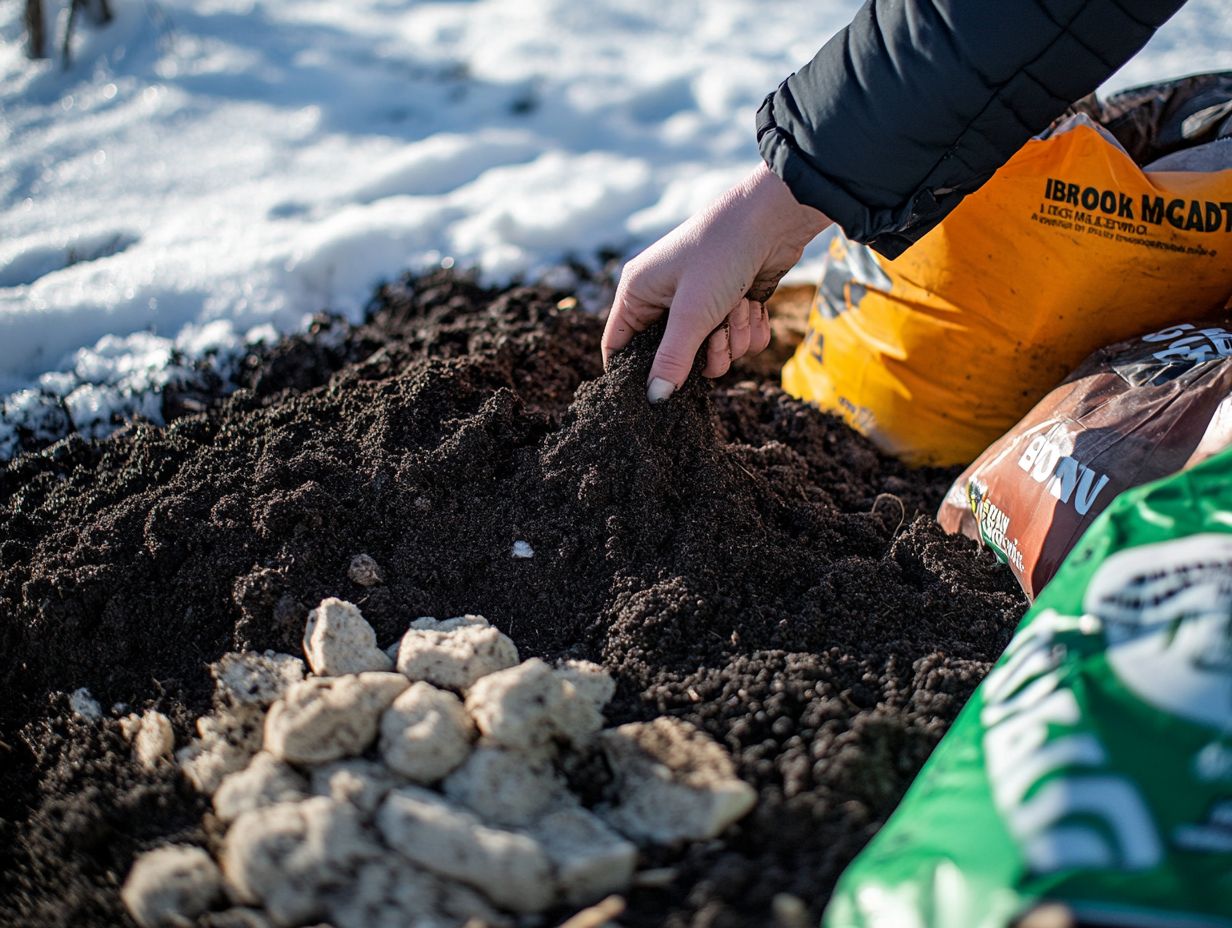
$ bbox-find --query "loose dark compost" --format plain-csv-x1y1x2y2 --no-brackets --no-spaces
0,271,1025,928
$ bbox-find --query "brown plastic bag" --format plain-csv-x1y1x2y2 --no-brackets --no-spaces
938,319,1232,598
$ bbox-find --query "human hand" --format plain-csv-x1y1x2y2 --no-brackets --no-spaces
602,162,831,402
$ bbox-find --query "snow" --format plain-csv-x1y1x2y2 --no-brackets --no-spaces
3,0,1231,456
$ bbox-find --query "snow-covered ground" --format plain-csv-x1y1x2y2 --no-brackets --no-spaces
3,0,1231,456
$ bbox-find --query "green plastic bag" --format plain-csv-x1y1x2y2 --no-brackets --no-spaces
825,447,1232,928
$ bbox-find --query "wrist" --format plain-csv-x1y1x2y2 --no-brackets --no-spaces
741,162,831,247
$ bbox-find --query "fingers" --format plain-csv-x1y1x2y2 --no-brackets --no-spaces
602,163,826,400
701,299,767,379
748,301,772,354
646,299,716,400
648,296,773,395
702,322,732,378
728,298,751,360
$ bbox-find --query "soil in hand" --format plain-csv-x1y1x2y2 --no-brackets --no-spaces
0,271,1025,927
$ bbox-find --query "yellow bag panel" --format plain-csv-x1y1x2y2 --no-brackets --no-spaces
785,122,1232,466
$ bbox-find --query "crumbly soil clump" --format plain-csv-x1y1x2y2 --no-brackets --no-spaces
0,271,1024,927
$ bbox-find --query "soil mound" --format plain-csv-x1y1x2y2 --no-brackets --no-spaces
0,271,1024,927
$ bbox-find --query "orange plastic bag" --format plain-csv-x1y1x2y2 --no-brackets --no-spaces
782,78,1232,466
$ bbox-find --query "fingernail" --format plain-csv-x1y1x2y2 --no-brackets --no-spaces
647,377,676,404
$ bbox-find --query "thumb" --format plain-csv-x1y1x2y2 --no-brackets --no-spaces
646,292,721,403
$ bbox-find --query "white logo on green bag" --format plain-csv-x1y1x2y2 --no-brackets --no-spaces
1195,742,1232,783
1084,534,1232,731
980,610,1162,874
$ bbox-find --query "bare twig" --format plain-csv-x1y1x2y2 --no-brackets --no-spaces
25,0,46,58
61,0,79,65
23,0,119,63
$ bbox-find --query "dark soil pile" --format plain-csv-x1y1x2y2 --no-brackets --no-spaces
0,271,1024,928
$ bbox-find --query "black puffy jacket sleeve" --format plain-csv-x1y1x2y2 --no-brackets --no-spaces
757,0,1186,258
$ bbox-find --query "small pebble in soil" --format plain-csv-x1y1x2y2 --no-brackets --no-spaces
264,672,408,764
302,597,393,676
597,717,757,844
347,553,385,587
395,622,519,691
378,784,556,913
511,540,534,558
69,687,103,720
467,657,600,750
442,743,565,827
311,759,405,815
178,705,266,794
212,651,305,708
530,806,638,906
121,845,223,928
121,709,174,770
222,796,372,925
378,681,475,783
772,893,812,928
213,752,308,823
